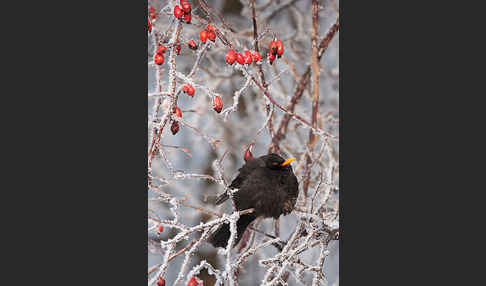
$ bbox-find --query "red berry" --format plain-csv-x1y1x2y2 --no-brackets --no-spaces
175,42,181,55
148,18,152,33
187,85,195,96
206,24,215,31
181,1,191,13
171,121,180,135
252,51,261,62
174,5,183,19
157,225,164,234
235,52,245,65
184,84,195,96
213,96,223,113
149,6,158,19
244,147,253,161
200,30,208,43
154,53,164,65
173,107,182,118
269,40,278,55
187,277,197,286
208,31,216,42
183,12,191,23
225,49,236,65
188,40,198,50
276,40,284,57
156,45,167,54
157,277,166,286
244,50,252,65
267,52,276,65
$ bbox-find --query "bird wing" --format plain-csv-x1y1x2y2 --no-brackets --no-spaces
235,168,290,218
215,159,262,205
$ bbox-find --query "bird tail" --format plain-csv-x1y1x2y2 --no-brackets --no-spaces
208,214,257,248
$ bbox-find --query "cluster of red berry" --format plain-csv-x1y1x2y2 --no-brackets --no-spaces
154,44,166,65
179,25,218,53
156,275,200,286
174,0,192,24
200,24,217,43
225,49,261,65
153,2,293,138
182,83,195,97
224,40,283,66
148,6,158,33
267,39,284,64
154,41,183,65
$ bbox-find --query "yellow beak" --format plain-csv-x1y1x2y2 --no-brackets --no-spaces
281,157,296,166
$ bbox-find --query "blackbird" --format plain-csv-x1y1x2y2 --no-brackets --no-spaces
208,153,299,248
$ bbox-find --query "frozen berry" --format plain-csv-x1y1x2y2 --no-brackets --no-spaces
225,49,236,65
173,107,182,118
157,277,166,286
183,12,191,23
252,51,261,62
267,52,276,65
235,52,245,65
244,147,253,161
174,5,183,19
183,84,195,96
187,277,197,286
156,45,167,54
154,53,164,65
200,30,208,43
244,50,252,65
206,24,215,31
188,39,198,50
269,40,278,55
208,31,216,42
181,1,191,14
171,121,180,135
213,96,223,113
276,39,284,57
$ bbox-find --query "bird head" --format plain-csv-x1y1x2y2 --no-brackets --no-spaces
263,153,296,170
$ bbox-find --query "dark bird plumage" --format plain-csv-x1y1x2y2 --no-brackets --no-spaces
208,153,299,248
